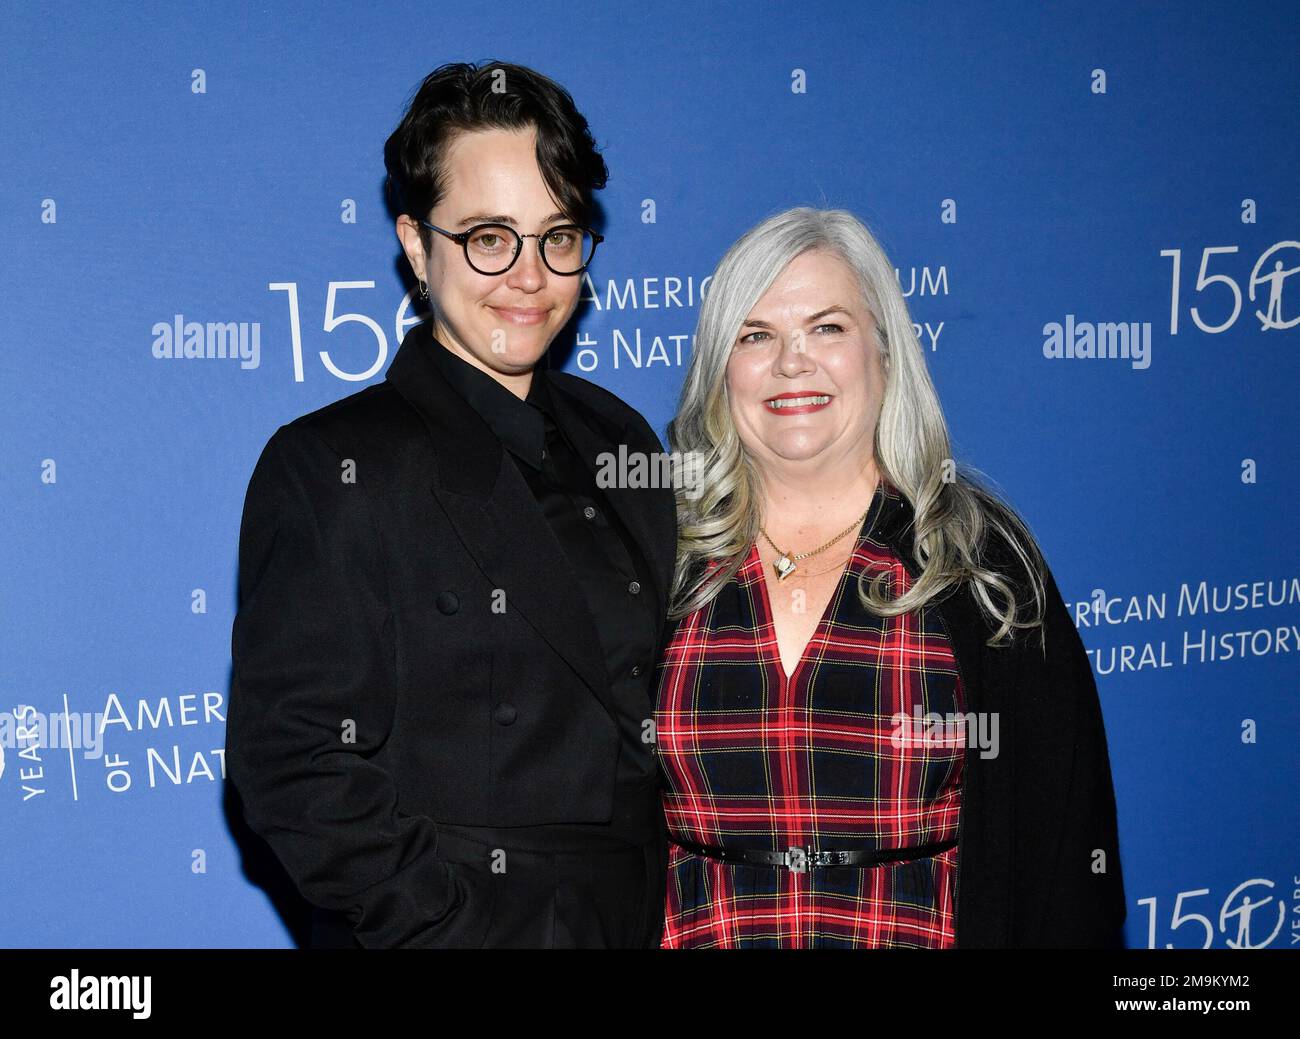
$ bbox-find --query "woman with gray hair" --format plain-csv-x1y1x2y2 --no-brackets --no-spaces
653,207,1126,948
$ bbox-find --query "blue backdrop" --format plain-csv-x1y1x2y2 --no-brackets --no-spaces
2,0,1297,949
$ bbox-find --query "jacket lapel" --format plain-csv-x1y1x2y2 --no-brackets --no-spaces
384,321,615,717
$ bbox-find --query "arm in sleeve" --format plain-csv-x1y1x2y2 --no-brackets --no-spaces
1035,566,1128,948
226,424,480,948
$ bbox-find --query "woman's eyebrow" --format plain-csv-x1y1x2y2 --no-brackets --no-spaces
741,306,851,328
455,211,569,228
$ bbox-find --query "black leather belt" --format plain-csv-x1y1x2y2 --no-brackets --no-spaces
672,836,957,873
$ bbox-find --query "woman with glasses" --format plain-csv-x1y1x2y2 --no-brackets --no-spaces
418,219,602,281
653,207,1127,948
227,61,677,948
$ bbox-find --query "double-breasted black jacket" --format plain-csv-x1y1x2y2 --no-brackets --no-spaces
226,319,678,948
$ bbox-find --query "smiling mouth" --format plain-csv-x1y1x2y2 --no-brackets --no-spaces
765,394,833,410
488,304,548,325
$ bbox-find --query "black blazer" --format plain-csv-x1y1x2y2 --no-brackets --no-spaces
871,490,1128,948
226,320,677,948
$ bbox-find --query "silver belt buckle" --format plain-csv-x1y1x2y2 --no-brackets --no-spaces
786,845,810,873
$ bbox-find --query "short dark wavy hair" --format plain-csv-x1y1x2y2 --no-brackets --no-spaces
384,61,609,254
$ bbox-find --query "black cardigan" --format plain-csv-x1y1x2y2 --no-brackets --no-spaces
870,487,1127,948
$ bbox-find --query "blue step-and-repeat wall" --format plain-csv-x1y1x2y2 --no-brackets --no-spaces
2,1,1297,948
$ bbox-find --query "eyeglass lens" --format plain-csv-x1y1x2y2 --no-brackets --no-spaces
466,225,595,274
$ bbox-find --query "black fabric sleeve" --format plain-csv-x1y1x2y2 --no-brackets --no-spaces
1035,565,1128,947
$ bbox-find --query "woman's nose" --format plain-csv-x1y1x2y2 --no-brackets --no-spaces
775,330,815,371
506,240,547,288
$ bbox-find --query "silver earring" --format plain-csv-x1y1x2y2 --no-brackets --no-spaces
418,279,428,300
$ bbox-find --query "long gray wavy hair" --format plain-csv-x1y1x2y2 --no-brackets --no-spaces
667,206,1048,650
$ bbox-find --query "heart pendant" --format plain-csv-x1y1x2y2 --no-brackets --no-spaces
774,554,797,581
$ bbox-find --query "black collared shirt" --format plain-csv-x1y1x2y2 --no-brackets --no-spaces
424,335,661,845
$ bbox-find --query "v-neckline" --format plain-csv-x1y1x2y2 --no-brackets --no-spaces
752,541,855,686
751,482,886,686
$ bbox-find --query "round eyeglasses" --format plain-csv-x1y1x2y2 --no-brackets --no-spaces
418,219,603,276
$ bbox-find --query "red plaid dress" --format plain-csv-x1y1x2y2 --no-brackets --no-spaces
654,482,967,948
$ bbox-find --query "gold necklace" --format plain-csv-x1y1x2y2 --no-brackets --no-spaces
789,544,858,580
759,507,870,583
